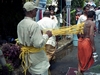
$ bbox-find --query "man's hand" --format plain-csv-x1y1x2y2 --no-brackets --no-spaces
46,30,52,37
93,48,96,52
93,47,96,52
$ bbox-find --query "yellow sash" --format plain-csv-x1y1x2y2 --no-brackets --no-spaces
19,46,45,75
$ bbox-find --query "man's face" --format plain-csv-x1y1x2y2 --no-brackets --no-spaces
50,10,54,15
31,8,38,17
85,7,89,13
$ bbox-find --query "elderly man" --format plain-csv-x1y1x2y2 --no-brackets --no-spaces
17,1,52,75
37,10,58,61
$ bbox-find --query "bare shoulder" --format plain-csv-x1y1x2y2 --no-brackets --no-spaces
88,20,95,26
91,21,95,26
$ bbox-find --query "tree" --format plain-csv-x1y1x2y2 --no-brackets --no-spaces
71,0,84,24
72,0,84,9
57,0,84,24
95,0,100,6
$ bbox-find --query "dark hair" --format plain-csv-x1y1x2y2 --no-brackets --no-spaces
87,11,94,18
43,10,50,17
83,6,89,10
91,10,95,15
48,5,55,11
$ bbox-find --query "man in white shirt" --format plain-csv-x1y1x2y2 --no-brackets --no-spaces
95,6,100,33
73,6,89,46
48,5,58,26
77,6,89,24
37,10,58,61
50,10,58,25
17,1,52,75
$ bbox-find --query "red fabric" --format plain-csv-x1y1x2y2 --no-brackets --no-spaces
75,15,80,20
94,25,97,32
78,38,94,72
39,10,42,20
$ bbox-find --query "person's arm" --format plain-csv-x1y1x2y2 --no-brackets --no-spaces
89,22,96,52
30,23,49,48
77,16,81,24
30,23,52,48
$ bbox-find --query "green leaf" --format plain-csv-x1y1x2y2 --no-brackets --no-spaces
6,63,14,72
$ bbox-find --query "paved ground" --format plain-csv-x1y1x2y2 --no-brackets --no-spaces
13,33,100,75
50,33,100,75
12,36,73,75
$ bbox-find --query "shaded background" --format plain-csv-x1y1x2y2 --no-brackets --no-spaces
0,0,24,42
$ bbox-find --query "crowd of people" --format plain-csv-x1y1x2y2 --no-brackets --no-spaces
16,1,100,75
76,4,100,34
76,3,100,75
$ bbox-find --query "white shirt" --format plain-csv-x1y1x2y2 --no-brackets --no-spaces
77,14,87,24
50,15,58,25
17,17,49,48
95,10,100,21
17,17,50,74
37,17,58,47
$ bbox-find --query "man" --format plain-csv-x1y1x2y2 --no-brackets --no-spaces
50,10,58,26
95,6,100,33
37,10,58,61
77,6,89,24
73,6,90,46
48,5,58,25
77,11,96,75
17,1,52,75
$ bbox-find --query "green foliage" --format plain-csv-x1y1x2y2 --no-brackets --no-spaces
71,9,76,14
95,0,100,7
71,10,76,25
6,64,14,72
47,0,52,4
0,63,14,75
71,0,84,24
71,0,84,8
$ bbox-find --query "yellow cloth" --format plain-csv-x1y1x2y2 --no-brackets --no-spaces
19,46,45,75
42,22,84,36
52,22,84,36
